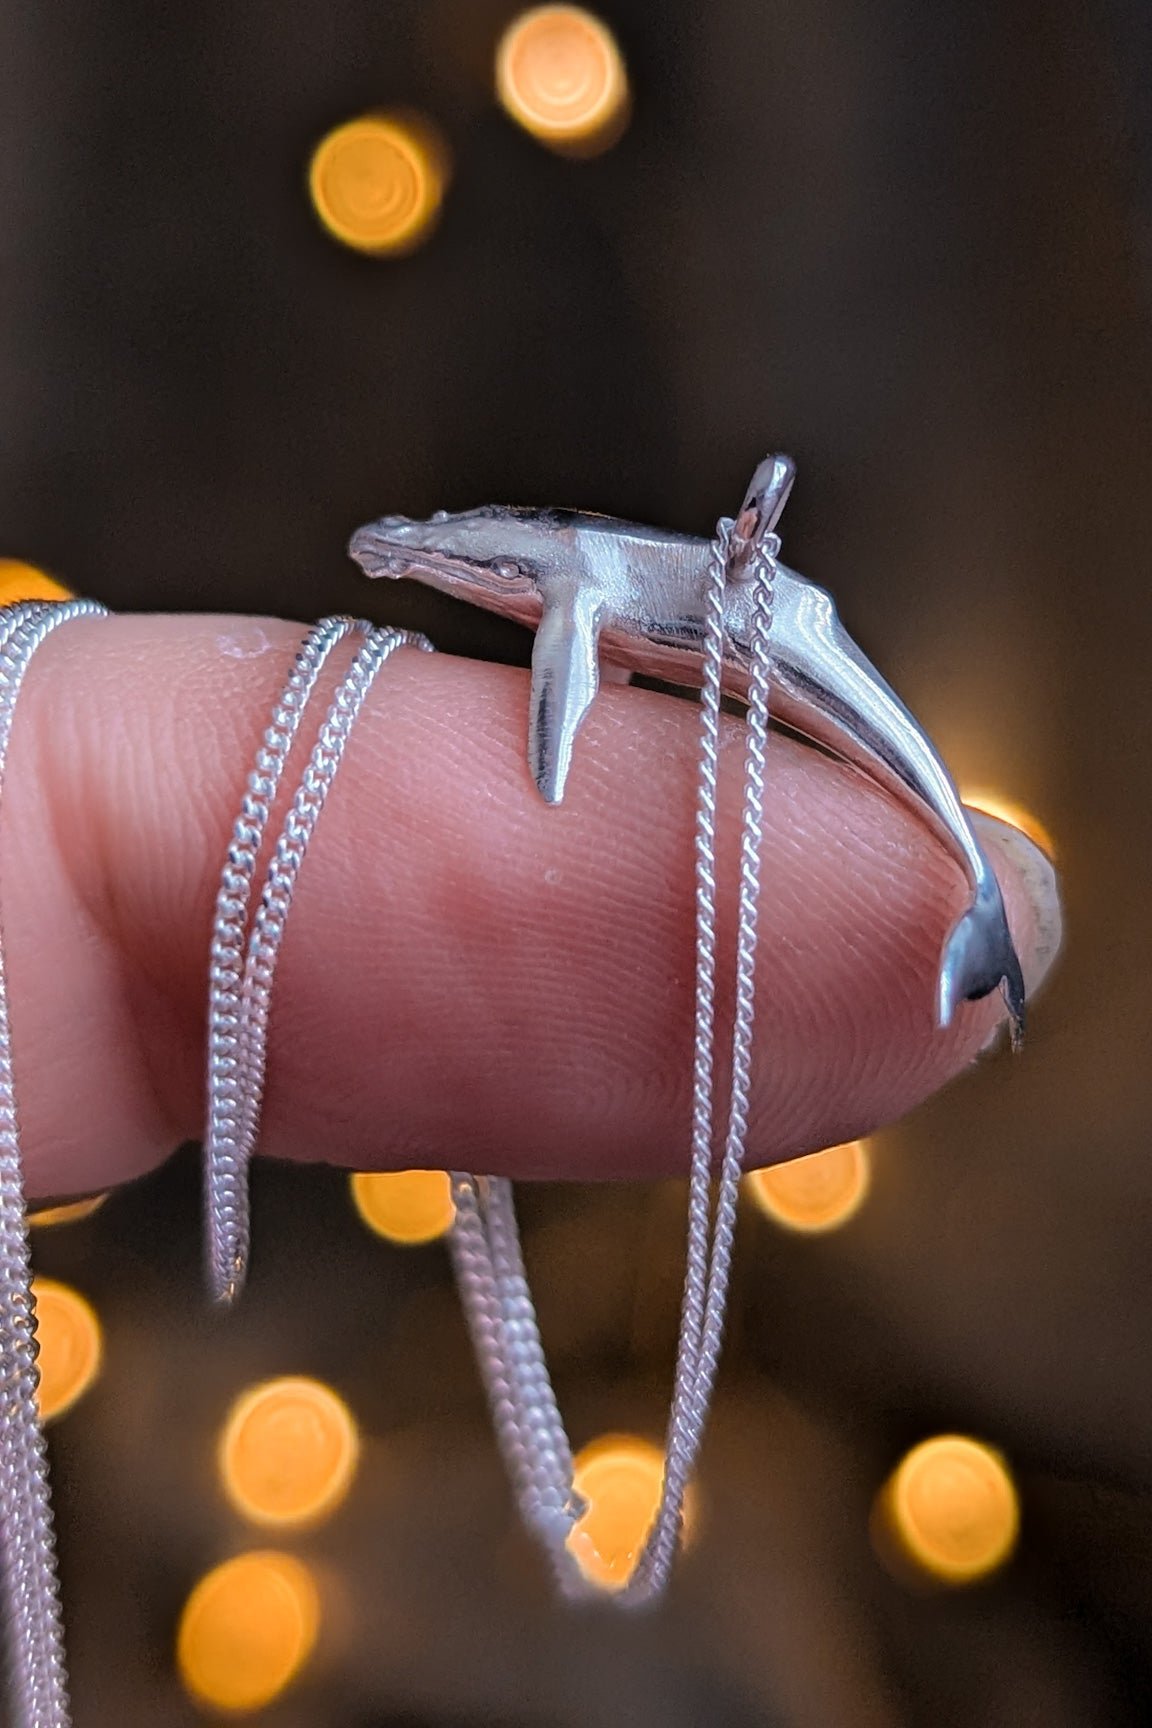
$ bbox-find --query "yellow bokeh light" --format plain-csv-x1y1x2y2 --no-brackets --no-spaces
349,1169,456,1245
0,561,73,605
32,1277,103,1422
177,1550,320,1715
745,1141,871,1234
218,1376,360,1530
28,1193,107,1229
567,1433,697,1591
875,1434,1020,1586
962,788,1056,861
308,113,448,255
496,7,630,155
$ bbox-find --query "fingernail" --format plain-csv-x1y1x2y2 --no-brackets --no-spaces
970,810,1063,1001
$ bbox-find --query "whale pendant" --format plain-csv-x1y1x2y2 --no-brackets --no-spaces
349,456,1026,1046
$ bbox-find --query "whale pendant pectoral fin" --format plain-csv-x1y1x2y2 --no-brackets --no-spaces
528,589,603,804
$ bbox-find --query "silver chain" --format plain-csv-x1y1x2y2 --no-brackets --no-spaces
204,618,433,1304
627,521,775,1601
447,1175,587,1594
0,599,109,1728
444,520,778,1606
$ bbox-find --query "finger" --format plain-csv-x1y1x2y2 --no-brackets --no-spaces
7,614,1060,1198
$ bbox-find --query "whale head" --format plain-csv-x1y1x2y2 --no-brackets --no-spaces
348,505,606,626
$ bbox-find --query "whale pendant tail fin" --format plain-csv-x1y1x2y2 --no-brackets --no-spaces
937,875,1026,1050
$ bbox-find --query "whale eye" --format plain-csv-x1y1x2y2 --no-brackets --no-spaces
431,509,450,524
491,559,521,582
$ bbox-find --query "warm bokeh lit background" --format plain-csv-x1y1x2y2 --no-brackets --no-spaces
2,1,1150,1722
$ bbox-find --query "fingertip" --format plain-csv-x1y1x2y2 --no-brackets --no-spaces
971,812,1063,1004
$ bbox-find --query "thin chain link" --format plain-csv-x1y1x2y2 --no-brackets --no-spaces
621,522,732,1602
447,1176,586,1594
448,522,778,1606
204,619,432,1304
626,526,776,1602
0,599,109,1728
204,616,371,1303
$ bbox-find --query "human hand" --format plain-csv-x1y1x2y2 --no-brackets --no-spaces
6,613,1060,1202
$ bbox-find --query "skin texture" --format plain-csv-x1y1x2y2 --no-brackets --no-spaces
3,614,1058,1200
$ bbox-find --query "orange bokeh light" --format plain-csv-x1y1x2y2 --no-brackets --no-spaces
875,1434,1020,1586
29,1193,107,1229
218,1375,360,1530
567,1433,697,1591
32,1277,103,1422
962,788,1056,861
308,113,448,255
176,1550,320,1714
0,561,72,605
745,1140,871,1234
349,1169,456,1245
496,7,630,155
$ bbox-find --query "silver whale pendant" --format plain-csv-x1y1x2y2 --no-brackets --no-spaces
349,456,1026,1045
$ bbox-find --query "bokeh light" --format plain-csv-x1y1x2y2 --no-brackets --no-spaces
874,1434,1020,1587
32,1277,103,1422
962,787,1056,860
496,7,630,156
567,1433,697,1591
29,1193,107,1228
176,1550,320,1714
349,1169,456,1245
0,560,73,604
745,1140,871,1233
218,1376,360,1530
308,113,448,256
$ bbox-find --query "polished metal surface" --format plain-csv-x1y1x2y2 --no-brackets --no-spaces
349,459,1026,1043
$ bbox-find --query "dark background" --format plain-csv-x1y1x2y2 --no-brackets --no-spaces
3,1,1152,1722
